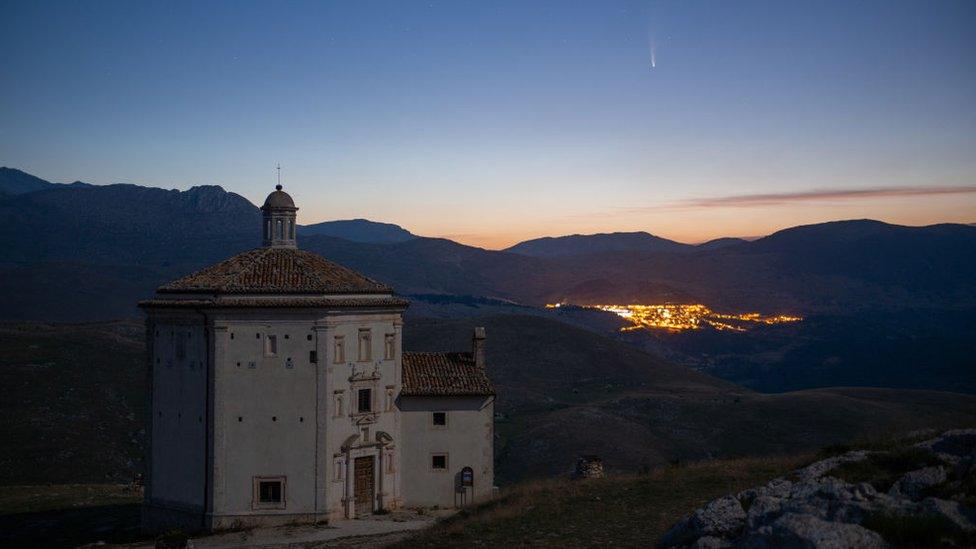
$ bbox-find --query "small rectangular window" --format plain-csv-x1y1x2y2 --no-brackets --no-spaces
432,412,447,427
358,388,372,413
431,454,448,470
309,350,317,364
253,476,286,509
259,481,281,503
265,335,277,357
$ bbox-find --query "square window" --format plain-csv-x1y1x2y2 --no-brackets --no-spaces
259,481,281,503
358,388,372,413
431,454,448,470
432,412,447,427
253,477,286,509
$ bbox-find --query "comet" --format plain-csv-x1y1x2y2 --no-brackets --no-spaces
650,37,657,69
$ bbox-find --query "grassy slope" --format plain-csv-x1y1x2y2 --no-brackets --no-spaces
406,315,976,482
0,321,145,485
0,314,973,487
395,454,813,548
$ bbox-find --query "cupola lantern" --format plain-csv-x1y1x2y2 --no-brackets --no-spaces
261,183,298,248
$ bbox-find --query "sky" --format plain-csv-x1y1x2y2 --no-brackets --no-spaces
1,1,974,248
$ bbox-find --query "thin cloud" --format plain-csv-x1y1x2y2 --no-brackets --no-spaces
668,185,976,209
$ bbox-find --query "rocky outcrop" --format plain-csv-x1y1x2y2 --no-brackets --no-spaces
661,430,976,548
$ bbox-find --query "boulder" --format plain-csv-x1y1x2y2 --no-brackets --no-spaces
796,451,870,481
690,536,731,549
661,495,746,547
915,429,976,464
740,513,888,548
888,466,947,500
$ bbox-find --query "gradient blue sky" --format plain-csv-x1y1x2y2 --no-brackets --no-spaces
2,0,974,247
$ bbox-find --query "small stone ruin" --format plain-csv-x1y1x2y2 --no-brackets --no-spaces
573,455,604,479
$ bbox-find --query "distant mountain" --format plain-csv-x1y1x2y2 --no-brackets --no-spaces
1,168,975,398
1,167,974,319
696,237,748,250
299,218,416,244
505,231,692,257
0,167,91,194
0,181,260,266
742,219,976,289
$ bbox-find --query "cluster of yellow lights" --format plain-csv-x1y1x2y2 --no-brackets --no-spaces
546,303,802,332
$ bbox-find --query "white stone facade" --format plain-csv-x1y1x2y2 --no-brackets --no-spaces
141,186,494,533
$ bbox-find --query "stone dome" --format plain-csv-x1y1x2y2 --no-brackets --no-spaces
262,185,297,210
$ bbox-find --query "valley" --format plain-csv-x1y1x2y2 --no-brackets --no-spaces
548,302,802,332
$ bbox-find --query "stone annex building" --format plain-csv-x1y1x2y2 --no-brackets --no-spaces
139,185,495,532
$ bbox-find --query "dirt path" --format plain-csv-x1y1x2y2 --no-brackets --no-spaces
121,510,450,548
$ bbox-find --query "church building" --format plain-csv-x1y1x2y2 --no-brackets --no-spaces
139,185,495,532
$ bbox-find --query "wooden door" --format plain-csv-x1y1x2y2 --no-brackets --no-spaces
354,456,375,516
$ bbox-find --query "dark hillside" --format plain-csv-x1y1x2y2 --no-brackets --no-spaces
404,315,976,482
0,315,973,486
0,321,144,485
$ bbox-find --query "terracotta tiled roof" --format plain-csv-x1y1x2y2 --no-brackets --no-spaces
157,247,391,295
401,352,495,397
139,296,409,309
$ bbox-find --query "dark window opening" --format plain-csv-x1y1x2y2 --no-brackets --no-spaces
431,454,447,470
309,350,317,363
433,412,447,426
258,480,282,503
358,388,372,413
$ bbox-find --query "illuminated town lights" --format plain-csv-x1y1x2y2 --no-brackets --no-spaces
584,304,802,332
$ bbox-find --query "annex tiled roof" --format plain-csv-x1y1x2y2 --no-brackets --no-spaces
401,352,495,397
139,296,409,310
157,247,392,295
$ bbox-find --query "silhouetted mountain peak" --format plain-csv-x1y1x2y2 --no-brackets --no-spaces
0,167,56,194
696,237,748,250
299,218,416,244
505,231,691,257
180,185,254,213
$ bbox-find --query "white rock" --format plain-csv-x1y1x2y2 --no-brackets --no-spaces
888,466,946,500
741,512,888,548
796,451,870,481
691,535,731,549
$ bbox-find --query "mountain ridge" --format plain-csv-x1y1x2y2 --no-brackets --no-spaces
505,231,692,257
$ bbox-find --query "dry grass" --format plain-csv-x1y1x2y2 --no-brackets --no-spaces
0,483,142,515
394,454,812,548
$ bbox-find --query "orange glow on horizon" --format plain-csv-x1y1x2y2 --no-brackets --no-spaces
298,188,976,250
